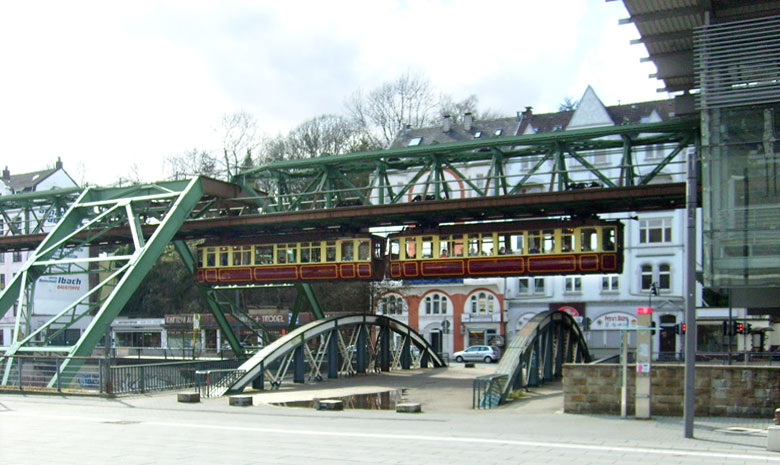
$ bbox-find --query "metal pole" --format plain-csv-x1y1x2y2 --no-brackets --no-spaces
683,136,698,438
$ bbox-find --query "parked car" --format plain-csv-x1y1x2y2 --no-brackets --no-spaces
452,345,500,363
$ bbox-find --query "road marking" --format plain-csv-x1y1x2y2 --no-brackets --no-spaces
7,410,778,462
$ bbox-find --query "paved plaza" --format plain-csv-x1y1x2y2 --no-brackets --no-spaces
1,365,778,464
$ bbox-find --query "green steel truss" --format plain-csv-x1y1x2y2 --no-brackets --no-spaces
0,179,254,386
0,187,82,236
234,118,699,211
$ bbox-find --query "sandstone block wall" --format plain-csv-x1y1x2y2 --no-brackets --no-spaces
562,364,780,417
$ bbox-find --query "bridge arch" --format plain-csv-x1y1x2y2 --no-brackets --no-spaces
489,310,590,405
227,314,445,395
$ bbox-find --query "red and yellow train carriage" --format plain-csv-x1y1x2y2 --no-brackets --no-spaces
387,219,623,279
195,233,386,284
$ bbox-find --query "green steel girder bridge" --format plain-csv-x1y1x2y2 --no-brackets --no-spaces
0,117,699,390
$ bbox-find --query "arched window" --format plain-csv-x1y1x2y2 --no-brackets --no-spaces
468,292,495,314
424,293,448,315
379,295,406,315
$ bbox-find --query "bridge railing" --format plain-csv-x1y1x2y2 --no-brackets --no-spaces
196,368,247,398
472,373,509,409
0,355,105,393
109,359,242,395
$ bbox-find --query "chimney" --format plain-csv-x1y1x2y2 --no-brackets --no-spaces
401,123,411,135
464,112,473,131
2,166,9,181
442,114,451,132
523,106,533,117
55,157,63,170
516,111,522,122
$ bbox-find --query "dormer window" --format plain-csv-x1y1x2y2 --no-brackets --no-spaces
408,137,422,146
473,131,483,139
493,129,503,136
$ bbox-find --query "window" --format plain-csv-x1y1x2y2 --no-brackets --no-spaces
602,275,619,292
13,251,22,263
340,240,354,261
255,245,274,265
0,252,4,264
277,244,297,264
232,246,251,266
561,228,574,252
356,240,370,261
639,218,672,244
205,248,216,267
0,274,5,290
218,247,229,267
473,131,483,138
408,137,422,146
300,242,322,263
564,276,582,293
602,227,616,251
380,295,406,315
641,263,672,292
404,238,417,260
469,292,495,313
325,241,337,262
498,233,523,255
421,236,434,259
424,293,448,315
494,129,503,136
646,143,665,160
580,228,598,252
518,277,546,295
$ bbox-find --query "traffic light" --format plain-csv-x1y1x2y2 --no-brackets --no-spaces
674,323,687,335
681,323,686,334
735,322,745,334
650,282,658,296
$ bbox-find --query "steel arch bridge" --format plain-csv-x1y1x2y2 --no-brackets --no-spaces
477,310,589,408
220,314,445,395
0,117,697,389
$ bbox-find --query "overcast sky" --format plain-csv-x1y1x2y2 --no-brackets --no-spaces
0,1,664,186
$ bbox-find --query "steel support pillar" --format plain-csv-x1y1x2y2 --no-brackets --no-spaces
356,325,367,374
252,362,264,390
379,324,390,372
293,343,304,383
401,335,411,370
327,328,339,379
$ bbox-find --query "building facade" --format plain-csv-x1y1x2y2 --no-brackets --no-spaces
372,86,774,360
0,161,89,347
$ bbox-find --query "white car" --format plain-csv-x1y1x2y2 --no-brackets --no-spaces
452,345,500,363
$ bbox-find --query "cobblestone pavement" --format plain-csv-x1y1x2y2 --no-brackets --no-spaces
1,365,777,464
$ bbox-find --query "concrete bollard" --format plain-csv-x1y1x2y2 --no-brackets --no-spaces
464,362,475,368
315,399,344,411
768,426,780,452
229,396,253,407
775,408,780,425
177,392,200,403
396,403,422,413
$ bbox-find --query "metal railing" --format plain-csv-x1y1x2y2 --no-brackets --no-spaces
196,368,247,398
109,359,242,395
0,355,106,393
473,374,508,409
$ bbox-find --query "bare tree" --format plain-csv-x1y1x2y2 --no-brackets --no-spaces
438,94,502,124
219,110,261,180
164,148,218,180
558,96,578,112
347,72,440,147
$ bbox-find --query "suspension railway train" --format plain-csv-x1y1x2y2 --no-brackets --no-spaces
194,219,623,285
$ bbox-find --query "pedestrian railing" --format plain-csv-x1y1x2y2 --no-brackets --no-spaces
0,355,107,393
196,368,247,398
110,359,242,395
473,373,508,409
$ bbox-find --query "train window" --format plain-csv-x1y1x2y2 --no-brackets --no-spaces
232,246,251,266
581,228,597,252
542,230,555,253
389,239,400,260
205,248,216,267
561,228,574,253
480,234,494,256
219,247,229,266
439,235,450,258
602,227,616,251
341,240,355,261
358,240,370,261
498,233,523,255
326,242,336,262
405,238,417,260
300,242,311,263
528,231,541,254
452,234,464,257
277,244,297,264
311,242,322,262
197,249,204,268
467,236,480,256
374,241,383,259
255,245,273,265
421,236,434,259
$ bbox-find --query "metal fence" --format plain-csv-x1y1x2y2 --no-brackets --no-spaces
0,355,106,393
109,359,242,395
0,355,242,395
196,368,246,398
473,374,508,409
